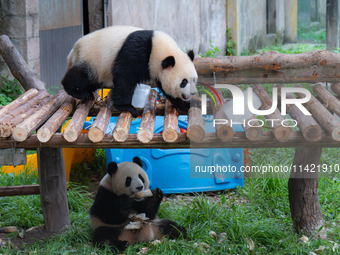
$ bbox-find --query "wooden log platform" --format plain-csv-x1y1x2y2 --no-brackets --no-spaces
0,83,339,148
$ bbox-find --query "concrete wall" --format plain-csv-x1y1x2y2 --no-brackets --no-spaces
107,0,227,55
0,0,40,78
239,0,267,53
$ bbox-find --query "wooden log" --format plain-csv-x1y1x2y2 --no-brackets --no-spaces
187,96,205,142
295,85,340,141
253,84,292,142
37,96,75,143
244,115,264,141
137,89,157,143
194,50,340,84
331,83,340,96
113,111,132,142
38,148,70,233
0,185,40,197
0,35,45,90
277,85,322,142
63,99,94,142
0,88,38,118
2,132,340,149
288,147,326,238
12,90,68,142
0,91,52,138
210,90,233,142
313,83,340,116
88,91,113,143
162,99,179,143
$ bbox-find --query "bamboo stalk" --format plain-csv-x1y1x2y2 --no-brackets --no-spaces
162,99,179,143
313,83,340,117
12,90,68,142
113,111,133,142
88,91,113,143
137,89,157,143
277,85,322,142
37,96,75,143
295,85,340,141
63,98,94,142
253,84,292,142
0,92,52,138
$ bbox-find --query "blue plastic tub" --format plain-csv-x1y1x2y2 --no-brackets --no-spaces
103,115,244,194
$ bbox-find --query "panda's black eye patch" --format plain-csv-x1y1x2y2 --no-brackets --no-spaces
125,177,132,187
138,174,145,183
180,79,188,88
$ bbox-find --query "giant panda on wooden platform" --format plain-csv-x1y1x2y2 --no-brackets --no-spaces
62,26,198,117
90,157,186,251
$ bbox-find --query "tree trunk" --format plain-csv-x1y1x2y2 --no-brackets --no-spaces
288,147,326,238
37,148,70,233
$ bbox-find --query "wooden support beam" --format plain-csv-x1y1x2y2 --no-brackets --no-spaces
277,85,322,142
0,185,40,197
12,90,68,142
63,99,94,142
288,147,326,238
113,111,132,142
162,100,179,143
88,91,113,143
295,85,340,141
187,106,205,143
244,115,264,141
0,89,38,118
0,91,52,138
37,148,70,233
0,35,45,90
1,132,340,149
137,89,157,143
331,83,340,96
313,83,340,117
211,90,234,142
37,96,75,143
254,84,292,142
194,50,340,84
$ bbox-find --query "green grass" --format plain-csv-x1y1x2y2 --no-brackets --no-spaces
0,147,339,254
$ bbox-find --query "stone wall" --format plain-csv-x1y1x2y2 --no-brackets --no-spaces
0,0,40,78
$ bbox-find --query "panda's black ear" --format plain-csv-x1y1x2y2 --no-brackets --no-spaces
132,157,143,167
187,50,194,61
161,56,175,69
107,162,118,176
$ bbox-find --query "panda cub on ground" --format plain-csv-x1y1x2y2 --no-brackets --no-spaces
62,25,198,118
90,157,186,250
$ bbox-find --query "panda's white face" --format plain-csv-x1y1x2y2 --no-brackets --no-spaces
100,161,150,196
159,56,198,102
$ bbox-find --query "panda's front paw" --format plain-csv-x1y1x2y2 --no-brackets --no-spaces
114,104,139,118
151,187,163,202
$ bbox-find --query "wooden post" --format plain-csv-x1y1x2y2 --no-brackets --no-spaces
38,148,70,233
326,0,339,50
0,35,45,90
288,147,326,238
113,111,133,142
137,89,157,143
253,84,292,142
162,99,179,143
